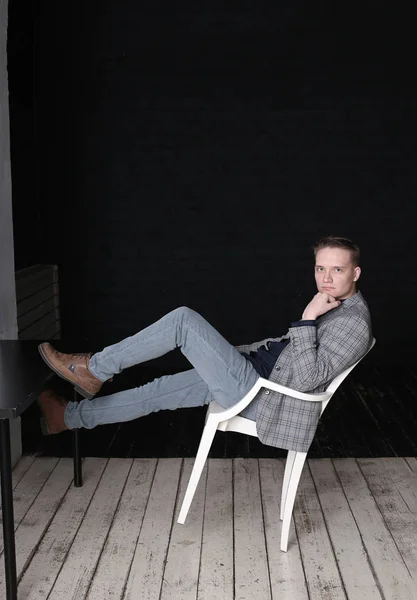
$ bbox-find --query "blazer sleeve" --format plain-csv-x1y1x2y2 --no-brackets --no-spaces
287,314,371,391
235,339,274,354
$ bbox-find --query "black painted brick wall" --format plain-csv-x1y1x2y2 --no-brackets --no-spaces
7,0,42,270
10,2,417,365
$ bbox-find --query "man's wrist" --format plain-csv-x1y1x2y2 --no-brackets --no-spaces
301,311,318,320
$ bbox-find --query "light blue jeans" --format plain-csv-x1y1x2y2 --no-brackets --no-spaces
64,306,260,430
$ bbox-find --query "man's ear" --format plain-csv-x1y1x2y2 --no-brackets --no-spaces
353,266,361,282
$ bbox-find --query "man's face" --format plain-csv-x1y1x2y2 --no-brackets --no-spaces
314,247,361,300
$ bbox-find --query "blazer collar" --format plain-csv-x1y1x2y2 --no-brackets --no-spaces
340,290,363,309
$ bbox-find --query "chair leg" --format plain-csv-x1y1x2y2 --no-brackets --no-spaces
177,419,218,524
280,452,307,552
280,450,296,520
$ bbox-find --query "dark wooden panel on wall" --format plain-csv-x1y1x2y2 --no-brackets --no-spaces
15,264,61,339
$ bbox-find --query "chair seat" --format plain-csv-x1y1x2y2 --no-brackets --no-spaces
212,402,258,436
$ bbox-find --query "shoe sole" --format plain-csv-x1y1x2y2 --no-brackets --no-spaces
38,344,95,400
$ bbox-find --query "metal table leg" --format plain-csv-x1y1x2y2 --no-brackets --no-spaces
0,419,17,600
72,389,82,487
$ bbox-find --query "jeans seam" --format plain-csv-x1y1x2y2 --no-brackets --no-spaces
183,320,251,388
74,377,205,414
97,318,250,390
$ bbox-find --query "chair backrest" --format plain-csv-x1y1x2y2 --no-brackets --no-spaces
320,337,376,416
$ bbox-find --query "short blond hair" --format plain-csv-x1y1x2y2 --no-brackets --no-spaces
313,236,360,266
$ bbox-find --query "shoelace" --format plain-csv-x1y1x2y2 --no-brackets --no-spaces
68,352,113,382
69,352,91,359
44,391,68,406
56,395,68,407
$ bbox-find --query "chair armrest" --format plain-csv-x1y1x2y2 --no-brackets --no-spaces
206,377,331,423
258,378,331,402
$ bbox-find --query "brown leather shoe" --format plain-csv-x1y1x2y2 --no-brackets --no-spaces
38,342,104,399
38,390,69,435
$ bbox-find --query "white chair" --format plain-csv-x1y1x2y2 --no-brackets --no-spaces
178,338,376,552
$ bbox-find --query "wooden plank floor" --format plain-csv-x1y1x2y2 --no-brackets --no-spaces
2,456,417,599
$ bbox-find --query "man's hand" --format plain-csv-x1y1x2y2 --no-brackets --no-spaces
301,292,341,321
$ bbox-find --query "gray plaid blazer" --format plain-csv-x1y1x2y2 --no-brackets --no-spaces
237,291,372,452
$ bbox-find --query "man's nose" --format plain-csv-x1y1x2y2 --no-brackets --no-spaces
323,271,333,282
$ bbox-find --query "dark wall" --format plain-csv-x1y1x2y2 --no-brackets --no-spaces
7,0,43,270
10,2,417,365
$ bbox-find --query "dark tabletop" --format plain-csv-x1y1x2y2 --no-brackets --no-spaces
0,341,53,419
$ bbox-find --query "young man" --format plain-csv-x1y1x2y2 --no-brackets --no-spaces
38,236,372,453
